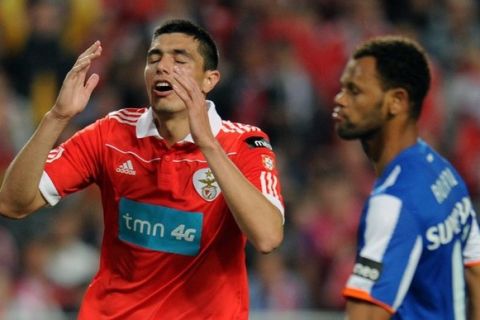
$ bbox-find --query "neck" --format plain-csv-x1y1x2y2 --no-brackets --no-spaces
153,110,190,146
362,120,418,177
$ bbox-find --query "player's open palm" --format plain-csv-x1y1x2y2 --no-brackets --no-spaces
52,41,102,119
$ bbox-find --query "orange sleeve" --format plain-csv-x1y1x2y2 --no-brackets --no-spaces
343,287,395,314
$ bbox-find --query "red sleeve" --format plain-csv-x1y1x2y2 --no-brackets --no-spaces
233,131,285,218
40,119,105,205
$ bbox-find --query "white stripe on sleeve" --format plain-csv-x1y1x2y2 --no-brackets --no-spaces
260,171,284,223
39,171,61,206
463,216,480,264
393,236,423,310
361,194,402,261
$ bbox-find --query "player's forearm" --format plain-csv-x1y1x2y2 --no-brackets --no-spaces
346,300,391,320
0,111,71,218
200,141,283,253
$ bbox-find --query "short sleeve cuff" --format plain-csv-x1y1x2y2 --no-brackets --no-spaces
39,171,61,206
343,287,395,314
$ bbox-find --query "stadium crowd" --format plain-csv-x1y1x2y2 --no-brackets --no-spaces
0,0,479,318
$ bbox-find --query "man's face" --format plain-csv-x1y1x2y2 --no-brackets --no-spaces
333,56,389,140
144,33,207,113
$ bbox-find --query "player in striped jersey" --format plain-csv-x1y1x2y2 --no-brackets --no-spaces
333,36,480,319
0,19,284,319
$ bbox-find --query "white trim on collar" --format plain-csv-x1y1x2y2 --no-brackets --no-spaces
136,100,223,143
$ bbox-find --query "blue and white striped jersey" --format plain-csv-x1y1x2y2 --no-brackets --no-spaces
343,139,480,319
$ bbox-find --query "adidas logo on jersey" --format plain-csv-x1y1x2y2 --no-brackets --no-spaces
116,160,136,175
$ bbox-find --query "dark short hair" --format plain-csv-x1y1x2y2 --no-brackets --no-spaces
353,36,430,119
153,19,219,71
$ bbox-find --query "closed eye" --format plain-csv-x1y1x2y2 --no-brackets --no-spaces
147,48,162,64
148,55,161,64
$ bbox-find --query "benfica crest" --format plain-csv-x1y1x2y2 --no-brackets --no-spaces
193,168,221,201
262,154,274,171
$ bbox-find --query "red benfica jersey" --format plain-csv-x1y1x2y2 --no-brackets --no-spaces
39,101,284,319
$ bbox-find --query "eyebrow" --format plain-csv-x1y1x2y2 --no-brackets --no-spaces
147,48,161,57
339,76,350,87
172,49,194,59
147,48,194,60
345,81,357,89
339,78,360,92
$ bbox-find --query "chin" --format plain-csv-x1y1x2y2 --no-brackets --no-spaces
152,102,185,114
336,125,358,140
337,132,359,140
338,127,379,141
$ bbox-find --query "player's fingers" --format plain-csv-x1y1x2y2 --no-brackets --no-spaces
171,72,189,93
84,73,100,96
171,77,193,102
74,48,102,69
70,59,91,74
69,46,102,81
77,41,101,60
173,66,197,88
172,67,201,101
68,46,102,82
172,81,191,104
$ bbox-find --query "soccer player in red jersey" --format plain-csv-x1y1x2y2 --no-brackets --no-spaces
0,19,284,319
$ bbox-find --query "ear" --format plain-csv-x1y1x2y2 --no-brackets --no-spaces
201,70,221,94
387,88,409,116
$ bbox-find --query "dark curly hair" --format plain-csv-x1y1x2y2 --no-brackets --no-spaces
353,36,431,119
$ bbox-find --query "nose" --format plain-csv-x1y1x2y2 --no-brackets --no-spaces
334,90,345,106
156,56,173,74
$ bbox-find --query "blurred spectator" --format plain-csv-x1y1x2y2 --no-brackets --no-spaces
266,41,319,142
440,0,480,71
249,251,310,310
446,44,480,199
61,0,103,53
0,69,33,171
6,236,67,320
229,35,274,126
0,226,18,317
44,209,99,316
2,0,75,124
262,3,348,105
295,167,362,309
0,0,29,55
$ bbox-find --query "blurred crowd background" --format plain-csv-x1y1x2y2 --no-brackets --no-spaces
0,0,479,318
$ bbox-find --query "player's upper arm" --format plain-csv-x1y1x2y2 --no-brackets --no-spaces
32,189,48,211
234,131,285,218
20,189,48,217
464,212,480,265
466,264,480,320
346,298,392,320
0,188,47,219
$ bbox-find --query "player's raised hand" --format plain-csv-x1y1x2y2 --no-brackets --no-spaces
172,65,215,149
51,41,102,120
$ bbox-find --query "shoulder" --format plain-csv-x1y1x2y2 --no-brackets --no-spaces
218,120,273,151
104,107,147,126
74,107,147,141
219,120,265,136
369,162,426,219
390,146,467,196
376,142,440,196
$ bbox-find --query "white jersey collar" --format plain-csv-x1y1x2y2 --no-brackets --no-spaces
136,100,223,143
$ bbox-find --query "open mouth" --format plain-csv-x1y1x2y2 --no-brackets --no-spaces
154,80,173,93
332,106,342,121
